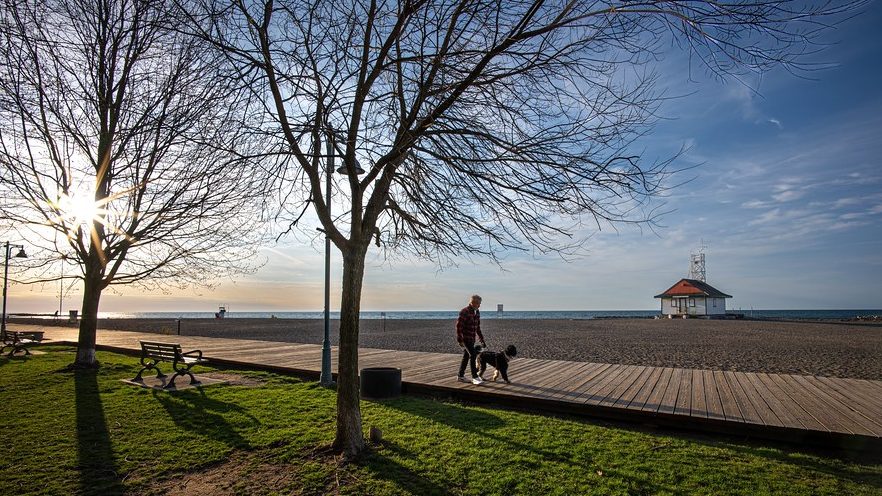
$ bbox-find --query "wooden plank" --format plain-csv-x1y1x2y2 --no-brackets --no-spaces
405,362,461,384
813,376,882,416
597,365,647,408
516,360,582,399
794,376,882,435
495,359,576,399
533,361,601,401
402,356,463,382
777,374,867,435
765,373,839,433
754,373,826,431
690,369,708,419
615,367,658,410
598,365,649,408
674,369,693,416
657,368,682,415
713,370,744,423
729,372,784,427
551,363,613,403
628,366,664,411
590,365,642,406
577,364,631,405
641,367,673,413
702,370,726,421
723,371,763,425
508,359,563,388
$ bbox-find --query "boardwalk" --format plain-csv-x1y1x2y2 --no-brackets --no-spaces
18,324,882,450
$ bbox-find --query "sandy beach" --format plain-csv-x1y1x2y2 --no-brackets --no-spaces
19,316,882,380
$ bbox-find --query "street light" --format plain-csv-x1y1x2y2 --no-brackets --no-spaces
320,130,364,387
58,254,68,319
2,242,28,337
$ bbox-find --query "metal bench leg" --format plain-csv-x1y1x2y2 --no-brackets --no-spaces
134,363,164,382
164,372,183,389
186,370,201,385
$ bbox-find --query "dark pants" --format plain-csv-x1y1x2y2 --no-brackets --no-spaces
458,341,479,378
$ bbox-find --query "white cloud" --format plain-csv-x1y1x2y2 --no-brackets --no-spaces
771,189,805,202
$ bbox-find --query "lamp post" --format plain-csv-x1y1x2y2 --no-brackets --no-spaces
58,254,67,318
2,242,28,336
320,130,364,387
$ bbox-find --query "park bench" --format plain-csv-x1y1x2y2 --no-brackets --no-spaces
133,341,207,389
0,329,44,356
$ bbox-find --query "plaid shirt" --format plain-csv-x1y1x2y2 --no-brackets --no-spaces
456,304,485,344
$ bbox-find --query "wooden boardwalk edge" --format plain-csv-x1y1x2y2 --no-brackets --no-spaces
40,336,882,453
402,381,881,453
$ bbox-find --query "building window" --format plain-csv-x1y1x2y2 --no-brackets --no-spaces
671,300,676,307
689,299,695,307
713,299,717,307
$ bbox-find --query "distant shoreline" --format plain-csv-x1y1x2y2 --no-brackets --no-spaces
10,308,882,321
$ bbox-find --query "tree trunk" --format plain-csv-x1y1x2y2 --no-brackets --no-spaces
74,267,103,368
332,248,367,458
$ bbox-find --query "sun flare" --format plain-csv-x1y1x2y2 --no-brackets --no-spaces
53,192,108,231
64,194,99,226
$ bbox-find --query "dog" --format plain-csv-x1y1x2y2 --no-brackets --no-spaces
474,344,517,383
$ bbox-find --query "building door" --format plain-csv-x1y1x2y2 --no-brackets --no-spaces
677,298,688,314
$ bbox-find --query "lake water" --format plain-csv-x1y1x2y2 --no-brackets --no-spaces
88,309,882,320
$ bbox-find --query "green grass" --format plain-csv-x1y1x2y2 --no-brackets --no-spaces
1,346,880,495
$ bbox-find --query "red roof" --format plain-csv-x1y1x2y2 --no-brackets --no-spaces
654,278,732,299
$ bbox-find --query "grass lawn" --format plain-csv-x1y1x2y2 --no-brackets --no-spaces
1,346,880,495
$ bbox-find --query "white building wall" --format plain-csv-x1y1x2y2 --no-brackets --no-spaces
706,297,727,315
658,296,728,316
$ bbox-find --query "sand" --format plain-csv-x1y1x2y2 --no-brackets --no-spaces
20,316,882,380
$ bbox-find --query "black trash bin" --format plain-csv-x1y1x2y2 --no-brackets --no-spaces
360,367,401,399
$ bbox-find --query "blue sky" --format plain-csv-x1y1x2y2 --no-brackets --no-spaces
13,3,882,313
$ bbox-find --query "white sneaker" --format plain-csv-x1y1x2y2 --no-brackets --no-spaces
457,376,469,383
472,376,484,385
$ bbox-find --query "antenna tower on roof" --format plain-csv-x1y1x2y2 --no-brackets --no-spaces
689,240,707,282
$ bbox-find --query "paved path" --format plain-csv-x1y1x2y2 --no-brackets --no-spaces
19,324,882,450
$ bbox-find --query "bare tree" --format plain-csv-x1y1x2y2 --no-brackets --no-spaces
0,0,267,368
188,0,863,457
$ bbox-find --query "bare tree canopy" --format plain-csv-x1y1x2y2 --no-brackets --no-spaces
196,0,865,457
0,0,268,366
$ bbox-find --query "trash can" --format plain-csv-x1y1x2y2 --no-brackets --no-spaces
68,310,78,323
360,367,401,399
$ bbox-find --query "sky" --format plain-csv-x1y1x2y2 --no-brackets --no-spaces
10,3,882,314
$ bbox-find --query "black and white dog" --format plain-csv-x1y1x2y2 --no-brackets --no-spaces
475,344,517,383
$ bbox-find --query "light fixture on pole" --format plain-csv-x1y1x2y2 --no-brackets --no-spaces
2,242,28,337
320,130,364,387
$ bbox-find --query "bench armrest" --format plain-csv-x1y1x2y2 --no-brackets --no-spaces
181,349,203,359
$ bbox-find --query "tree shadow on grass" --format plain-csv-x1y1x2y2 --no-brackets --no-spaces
383,396,882,492
74,368,124,496
721,442,882,489
361,441,453,496
151,388,258,449
379,398,574,465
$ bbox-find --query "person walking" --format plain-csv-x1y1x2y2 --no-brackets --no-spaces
456,294,486,384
